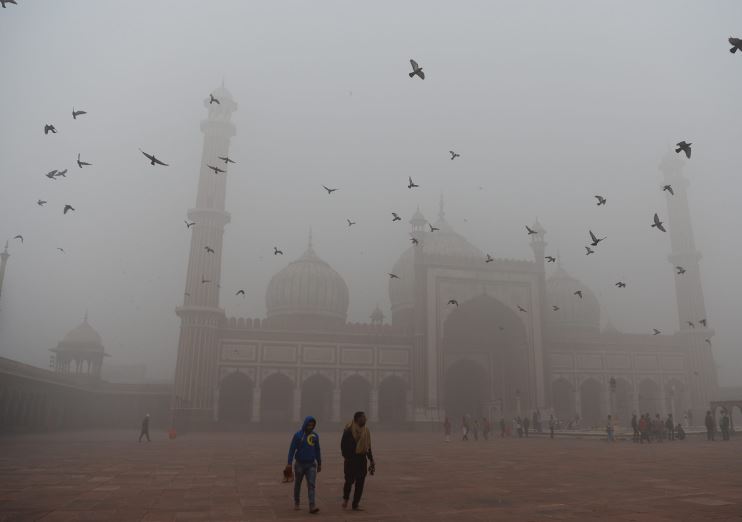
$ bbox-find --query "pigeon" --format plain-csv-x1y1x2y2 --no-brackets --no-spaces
705,338,712,346
63,204,75,214
218,156,236,164
485,254,494,263
545,256,556,263
185,221,195,228
449,150,460,160
13,235,23,243
663,184,674,196
274,247,283,255
594,195,606,206
615,281,626,288
410,237,419,245
407,176,419,189
139,149,169,166
201,276,211,284
517,305,527,313
585,246,595,255
589,230,606,247
574,290,583,299
209,94,220,105
72,108,87,120
498,326,505,331
204,246,215,254
651,213,666,232
675,141,692,159
322,185,338,195
447,299,459,307
1,1,19,8
676,266,686,275
76,153,91,168
699,319,707,327
552,305,560,311
729,37,742,54
429,224,439,232
653,328,661,335
184,292,191,297
55,169,67,178
687,321,695,328
208,165,226,174
347,219,356,227
37,199,47,206
526,225,538,235
57,248,65,254
44,124,57,135
388,273,400,279
392,212,401,222
236,289,246,297
409,59,425,80
46,170,58,179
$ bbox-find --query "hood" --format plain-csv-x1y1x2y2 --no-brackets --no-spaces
301,416,317,432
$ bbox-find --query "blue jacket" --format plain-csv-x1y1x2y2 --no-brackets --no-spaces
287,416,322,465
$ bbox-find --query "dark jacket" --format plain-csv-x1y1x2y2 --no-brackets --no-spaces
287,416,322,465
341,426,373,461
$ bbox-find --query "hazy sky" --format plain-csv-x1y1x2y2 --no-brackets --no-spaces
0,1,740,385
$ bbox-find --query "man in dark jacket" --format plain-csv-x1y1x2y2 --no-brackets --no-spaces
138,414,150,442
287,416,322,514
704,410,715,441
341,411,375,511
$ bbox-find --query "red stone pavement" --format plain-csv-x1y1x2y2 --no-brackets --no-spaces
0,430,740,521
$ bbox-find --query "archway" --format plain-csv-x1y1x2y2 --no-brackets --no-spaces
551,378,575,422
638,379,661,416
580,379,602,428
341,375,371,422
443,359,489,421
301,374,333,423
612,378,632,427
378,376,407,424
261,373,294,424
218,371,254,424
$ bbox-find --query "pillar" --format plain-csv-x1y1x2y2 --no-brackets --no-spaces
659,382,667,417
251,386,261,423
331,388,341,423
292,386,301,423
369,387,379,423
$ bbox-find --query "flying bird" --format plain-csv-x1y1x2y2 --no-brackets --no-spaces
574,290,583,299
139,149,169,166
77,153,91,168
46,170,57,179
409,59,425,79
651,213,666,232
55,169,67,178
429,224,439,232
585,246,595,255
274,247,283,255
322,185,338,194
705,338,712,346
207,164,225,174
184,221,195,228
388,273,400,279
594,195,606,206
653,328,661,336
218,156,236,164
57,248,65,254
686,321,695,328
699,319,707,327
236,289,246,297
485,254,494,263
447,299,459,307
72,108,87,120
63,204,75,214
676,266,686,275
615,281,626,288
37,199,47,206
13,235,23,243
589,230,606,247
525,225,538,235
517,305,527,313
449,150,460,160
209,94,220,105
663,184,674,196
410,237,419,245
204,246,215,254
1,1,19,8
407,177,419,189
675,141,692,159
44,124,57,135
545,256,556,263
201,276,211,284
729,37,742,54
552,305,560,311
392,212,401,222
347,219,356,227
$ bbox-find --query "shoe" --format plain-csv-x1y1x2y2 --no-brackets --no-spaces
309,507,320,514
352,506,364,511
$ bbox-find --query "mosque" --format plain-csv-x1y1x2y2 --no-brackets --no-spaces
171,85,719,429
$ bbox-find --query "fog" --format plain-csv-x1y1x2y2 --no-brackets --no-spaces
0,0,740,385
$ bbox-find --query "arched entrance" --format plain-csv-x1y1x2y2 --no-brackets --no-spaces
552,378,575,421
261,373,294,424
378,376,407,424
638,379,661,416
218,371,254,424
612,378,632,427
341,375,371,421
443,359,489,421
301,374,333,422
580,379,602,428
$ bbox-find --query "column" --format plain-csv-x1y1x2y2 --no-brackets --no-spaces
292,386,301,423
659,382,667,417
251,386,261,423
331,388,341,423
369,387,379,423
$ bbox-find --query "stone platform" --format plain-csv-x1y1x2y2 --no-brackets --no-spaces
0,430,740,521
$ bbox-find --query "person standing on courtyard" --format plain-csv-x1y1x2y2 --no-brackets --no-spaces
704,410,715,441
639,414,650,444
472,418,480,441
665,414,675,441
286,415,322,514
443,417,452,443
138,413,150,443
606,415,614,442
522,415,530,437
462,415,470,441
720,411,730,441
482,417,490,440
631,413,639,443
341,411,375,511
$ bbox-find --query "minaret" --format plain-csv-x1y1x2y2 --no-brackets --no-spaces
659,150,717,419
409,205,428,417
528,219,547,409
173,83,237,424
0,241,9,305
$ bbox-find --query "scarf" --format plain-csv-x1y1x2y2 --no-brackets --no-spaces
346,420,371,455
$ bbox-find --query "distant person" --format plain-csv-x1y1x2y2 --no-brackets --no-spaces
286,416,322,514
606,415,614,442
472,418,480,441
665,414,675,441
631,413,639,443
515,417,523,438
549,414,555,439
704,410,715,441
341,411,375,511
481,417,491,440
720,411,731,441
138,413,151,443
639,414,650,444
522,415,530,437
500,418,506,438
462,415,470,441
443,417,452,443
683,412,690,428
654,414,664,442
675,423,686,440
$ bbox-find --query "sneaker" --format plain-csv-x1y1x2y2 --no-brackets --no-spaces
309,507,320,514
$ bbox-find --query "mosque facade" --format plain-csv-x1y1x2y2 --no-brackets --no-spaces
172,86,718,429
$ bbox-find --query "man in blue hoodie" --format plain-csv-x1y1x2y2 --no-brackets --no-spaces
286,416,322,514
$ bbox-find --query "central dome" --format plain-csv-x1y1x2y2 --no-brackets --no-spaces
265,236,349,331
57,313,104,352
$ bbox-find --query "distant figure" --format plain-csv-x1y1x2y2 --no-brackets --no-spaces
654,414,664,442
481,417,491,440
606,415,614,442
705,410,715,441
675,423,686,440
522,415,530,437
631,413,639,443
462,415,470,441
516,417,523,438
533,410,542,433
720,411,731,441
549,415,555,439
443,417,452,443
341,411,375,511
665,414,675,441
138,413,150,442
639,414,650,444
500,418,506,438
472,418,480,441
286,416,322,514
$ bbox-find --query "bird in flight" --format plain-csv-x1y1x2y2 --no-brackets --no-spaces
209,94,220,105
676,266,686,275
552,305,560,311
589,230,606,247
594,195,607,206
13,235,23,243
207,164,225,174
184,221,195,229
204,246,215,254
410,237,419,245
705,338,712,346
236,289,246,297
407,177,419,189
409,59,425,80
663,185,674,196
218,156,236,164
675,141,692,159
653,328,661,336
429,224,439,232
44,124,57,135
545,256,556,263
517,305,527,313
77,153,92,168
447,299,459,307
347,219,356,227
139,149,169,166
57,248,65,254
392,212,401,222
46,170,58,180
388,273,400,279
55,169,67,178
485,254,494,263
525,225,538,236
63,204,75,214
729,37,742,54
651,213,666,232
1,1,19,8
72,108,87,120
37,199,47,206
574,290,583,299
585,246,595,255
449,150,460,160
615,281,626,288
201,276,211,284
699,318,707,327
322,185,338,195
687,321,695,328
274,247,283,255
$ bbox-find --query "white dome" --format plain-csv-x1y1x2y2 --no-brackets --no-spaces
57,314,104,353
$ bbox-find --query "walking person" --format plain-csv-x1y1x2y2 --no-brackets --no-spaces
341,411,375,511
516,417,523,438
705,410,716,441
606,415,614,442
138,413,151,443
631,413,639,443
549,414,555,439
443,416,452,443
472,418,480,441
286,416,322,514
639,414,650,444
720,411,731,441
523,415,530,437
481,417,490,441
665,414,675,441
461,415,470,441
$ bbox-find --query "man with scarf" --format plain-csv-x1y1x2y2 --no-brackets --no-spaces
286,416,322,514
341,411,375,511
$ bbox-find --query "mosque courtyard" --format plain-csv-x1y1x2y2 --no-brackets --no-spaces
0,430,740,521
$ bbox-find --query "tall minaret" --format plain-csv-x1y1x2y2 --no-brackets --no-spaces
528,219,547,409
173,83,237,424
0,241,9,305
659,150,717,419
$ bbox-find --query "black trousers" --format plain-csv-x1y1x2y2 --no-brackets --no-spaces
343,456,367,508
139,429,150,442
